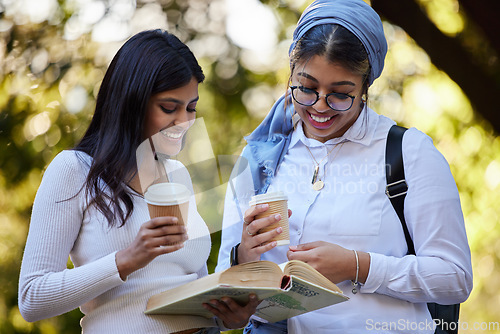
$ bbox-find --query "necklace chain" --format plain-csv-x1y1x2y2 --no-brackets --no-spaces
290,111,346,190
304,141,343,165
304,140,345,190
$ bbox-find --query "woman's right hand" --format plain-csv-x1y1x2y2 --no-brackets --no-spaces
115,217,188,280
237,204,290,264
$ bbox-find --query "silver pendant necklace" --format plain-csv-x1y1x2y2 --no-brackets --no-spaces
311,166,325,190
305,141,345,191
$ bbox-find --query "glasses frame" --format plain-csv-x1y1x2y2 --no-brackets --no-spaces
289,86,356,112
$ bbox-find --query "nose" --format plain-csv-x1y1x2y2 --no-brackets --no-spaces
312,93,331,113
173,110,191,127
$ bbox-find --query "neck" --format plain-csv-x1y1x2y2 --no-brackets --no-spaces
304,131,334,143
303,128,345,143
127,172,143,195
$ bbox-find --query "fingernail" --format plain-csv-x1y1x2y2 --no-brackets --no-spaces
275,214,281,220
172,217,179,223
276,227,283,233
261,204,269,209
271,241,277,247
289,245,297,250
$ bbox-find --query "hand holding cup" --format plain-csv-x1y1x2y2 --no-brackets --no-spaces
238,191,291,264
116,182,192,280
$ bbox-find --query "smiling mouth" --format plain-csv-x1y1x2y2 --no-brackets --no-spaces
306,111,337,129
164,132,182,139
160,128,185,140
310,113,333,123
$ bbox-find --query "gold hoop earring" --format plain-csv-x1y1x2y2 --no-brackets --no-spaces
360,94,367,108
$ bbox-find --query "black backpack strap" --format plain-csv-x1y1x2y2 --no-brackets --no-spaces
385,125,460,334
385,125,415,255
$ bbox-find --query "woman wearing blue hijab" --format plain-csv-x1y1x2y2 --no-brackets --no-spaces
217,0,472,333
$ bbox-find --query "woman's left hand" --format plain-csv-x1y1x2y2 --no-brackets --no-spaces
287,241,369,284
202,294,260,329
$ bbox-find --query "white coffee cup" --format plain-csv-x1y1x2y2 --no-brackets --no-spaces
144,182,190,226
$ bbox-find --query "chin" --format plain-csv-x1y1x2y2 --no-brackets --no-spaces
152,133,184,156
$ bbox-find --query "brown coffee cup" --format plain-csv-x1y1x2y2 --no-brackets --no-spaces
249,191,289,246
144,182,190,226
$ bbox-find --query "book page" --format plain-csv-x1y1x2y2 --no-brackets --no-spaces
146,285,281,317
283,260,342,293
146,261,283,313
254,275,348,322
145,260,348,322
146,271,225,311
220,261,284,288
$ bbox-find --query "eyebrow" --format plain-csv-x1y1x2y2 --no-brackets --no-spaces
297,72,356,86
157,96,199,104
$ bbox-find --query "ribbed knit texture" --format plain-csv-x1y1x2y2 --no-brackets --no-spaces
19,150,215,333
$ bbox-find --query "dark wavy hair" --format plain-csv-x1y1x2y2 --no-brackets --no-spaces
74,29,205,227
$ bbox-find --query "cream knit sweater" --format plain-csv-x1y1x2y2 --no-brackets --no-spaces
18,150,216,333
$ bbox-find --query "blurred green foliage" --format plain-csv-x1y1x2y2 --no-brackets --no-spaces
1,0,499,333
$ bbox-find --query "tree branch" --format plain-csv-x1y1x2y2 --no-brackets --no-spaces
372,0,500,133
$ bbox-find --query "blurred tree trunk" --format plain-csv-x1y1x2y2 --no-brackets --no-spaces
459,0,500,53
372,0,500,134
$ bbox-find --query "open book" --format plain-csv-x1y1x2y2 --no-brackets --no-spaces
145,260,349,323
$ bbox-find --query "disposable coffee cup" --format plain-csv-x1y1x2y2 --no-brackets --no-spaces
249,191,289,246
144,182,190,226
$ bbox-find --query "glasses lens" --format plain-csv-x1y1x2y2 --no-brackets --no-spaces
327,93,353,111
292,87,317,106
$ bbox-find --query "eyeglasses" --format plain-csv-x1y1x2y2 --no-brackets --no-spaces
290,86,356,112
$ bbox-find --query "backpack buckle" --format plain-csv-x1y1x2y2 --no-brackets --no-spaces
385,179,408,199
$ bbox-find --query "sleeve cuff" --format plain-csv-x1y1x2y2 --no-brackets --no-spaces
111,251,128,283
361,252,388,294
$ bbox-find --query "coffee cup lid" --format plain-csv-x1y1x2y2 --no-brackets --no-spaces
144,182,190,205
249,191,288,206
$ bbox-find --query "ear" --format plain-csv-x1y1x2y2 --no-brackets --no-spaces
362,93,367,103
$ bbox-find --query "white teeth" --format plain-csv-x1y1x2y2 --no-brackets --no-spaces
310,114,333,123
161,131,183,139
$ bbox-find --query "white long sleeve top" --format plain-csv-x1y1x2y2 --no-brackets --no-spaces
216,108,473,333
18,150,216,333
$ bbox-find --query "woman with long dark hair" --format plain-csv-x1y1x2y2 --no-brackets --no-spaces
19,29,258,334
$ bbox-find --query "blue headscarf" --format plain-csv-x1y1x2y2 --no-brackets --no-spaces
289,0,387,86
242,0,388,194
